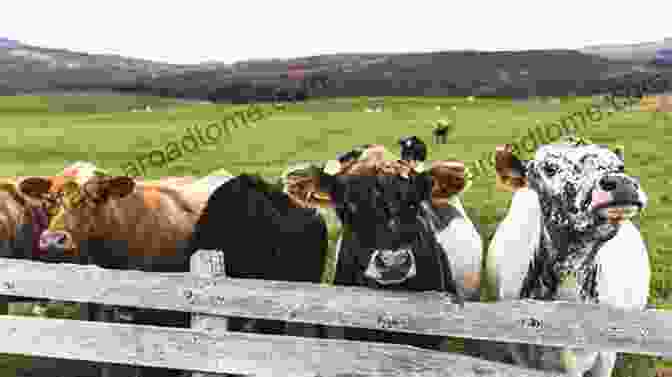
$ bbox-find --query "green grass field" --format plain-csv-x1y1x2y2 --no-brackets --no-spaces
0,94,670,376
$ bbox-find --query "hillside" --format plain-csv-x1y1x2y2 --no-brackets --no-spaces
1,40,671,101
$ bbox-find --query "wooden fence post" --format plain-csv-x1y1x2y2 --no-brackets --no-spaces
97,307,119,377
190,249,231,377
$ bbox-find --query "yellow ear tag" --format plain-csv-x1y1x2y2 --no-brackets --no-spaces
62,180,81,208
0,182,16,193
413,161,427,173
324,160,341,175
48,208,67,232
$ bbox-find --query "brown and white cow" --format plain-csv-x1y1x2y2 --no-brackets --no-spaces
0,171,98,315
18,169,231,377
0,164,100,316
19,174,209,271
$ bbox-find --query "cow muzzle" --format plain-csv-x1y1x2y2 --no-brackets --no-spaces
363,248,417,285
39,230,76,255
590,174,646,224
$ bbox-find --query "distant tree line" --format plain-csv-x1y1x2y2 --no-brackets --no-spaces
74,73,331,104
45,70,670,102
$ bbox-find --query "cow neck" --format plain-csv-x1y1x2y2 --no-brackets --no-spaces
519,193,621,303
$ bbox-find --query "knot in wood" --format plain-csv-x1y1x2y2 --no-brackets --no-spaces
472,365,497,375
183,289,195,303
377,313,408,329
2,281,14,290
519,317,543,329
605,326,626,338
639,327,650,339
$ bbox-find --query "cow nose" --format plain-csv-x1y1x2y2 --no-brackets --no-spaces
594,174,645,211
378,249,411,268
599,175,639,192
39,231,70,251
598,175,619,191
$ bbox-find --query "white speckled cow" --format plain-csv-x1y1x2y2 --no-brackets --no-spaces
486,139,650,377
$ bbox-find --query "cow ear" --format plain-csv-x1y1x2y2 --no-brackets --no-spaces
18,177,52,199
103,176,135,198
429,160,467,207
495,144,528,192
284,170,334,209
612,144,625,163
0,181,27,206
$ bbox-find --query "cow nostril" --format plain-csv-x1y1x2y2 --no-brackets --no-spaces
599,176,618,191
44,233,68,247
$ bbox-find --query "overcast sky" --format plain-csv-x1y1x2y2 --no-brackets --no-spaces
3,0,671,65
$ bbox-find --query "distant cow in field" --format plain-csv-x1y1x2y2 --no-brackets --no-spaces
433,119,454,145
182,166,330,339
289,144,482,351
486,139,649,377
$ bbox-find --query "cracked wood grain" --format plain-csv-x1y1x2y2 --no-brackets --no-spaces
0,314,563,377
0,257,670,357
190,249,230,377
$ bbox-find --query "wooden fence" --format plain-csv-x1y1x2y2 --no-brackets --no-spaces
0,250,671,377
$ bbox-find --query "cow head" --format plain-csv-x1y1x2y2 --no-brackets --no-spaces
288,144,469,209
286,144,470,288
0,177,74,260
0,180,33,250
496,138,646,240
19,174,135,256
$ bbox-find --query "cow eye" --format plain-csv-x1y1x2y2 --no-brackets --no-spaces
543,164,558,177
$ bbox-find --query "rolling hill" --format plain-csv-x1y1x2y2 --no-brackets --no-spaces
1,38,671,102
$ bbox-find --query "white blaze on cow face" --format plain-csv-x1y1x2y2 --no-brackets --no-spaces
363,248,417,285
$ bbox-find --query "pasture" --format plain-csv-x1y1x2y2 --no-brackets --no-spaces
0,93,670,376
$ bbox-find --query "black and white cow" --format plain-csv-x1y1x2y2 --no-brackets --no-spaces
183,171,329,337
296,145,482,351
486,140,649,377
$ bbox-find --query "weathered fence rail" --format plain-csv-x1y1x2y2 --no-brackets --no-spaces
0,255,671,377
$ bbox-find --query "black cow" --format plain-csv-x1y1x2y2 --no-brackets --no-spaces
399,136,428,162
183,173,329,336
303,147,483,352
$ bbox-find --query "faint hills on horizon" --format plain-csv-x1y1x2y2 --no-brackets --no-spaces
1,37,670,102
579,37,672,62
